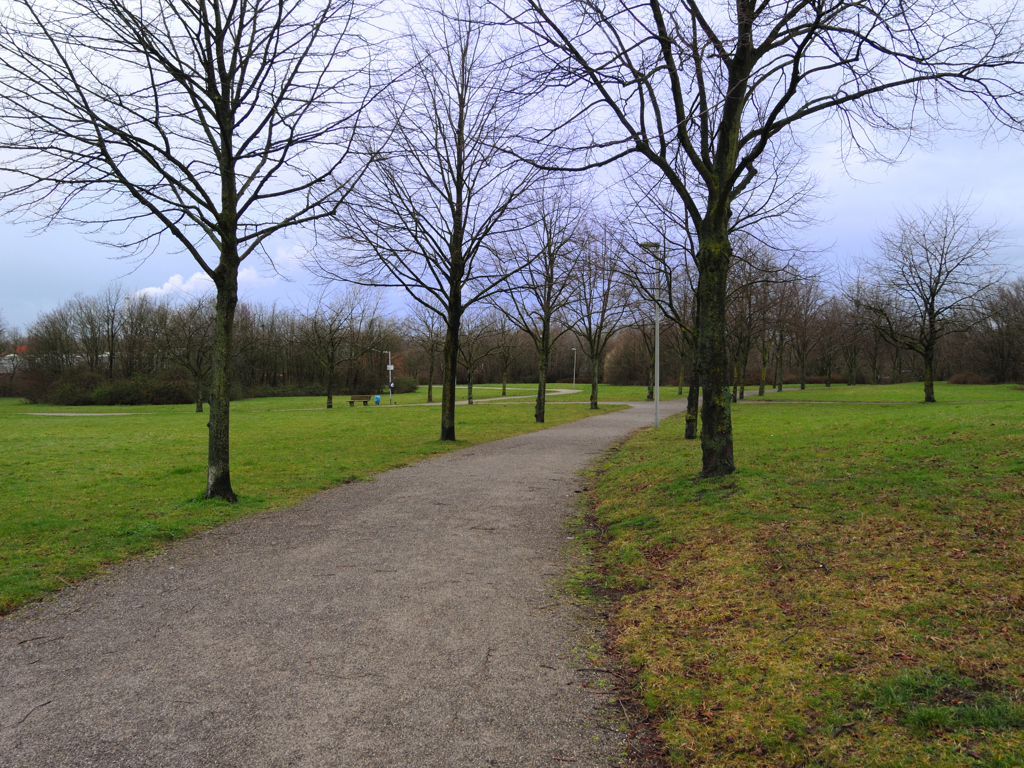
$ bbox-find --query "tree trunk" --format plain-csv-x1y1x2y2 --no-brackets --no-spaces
646,348,654,400
589,352,599,410
467,368,474,404
535,344,548,423
207,268,238,502
696,235,734,476
195,379,203,413
427,354,434,403
440,311,460,441
686,327,700,440
678,337,685,395
501,367,507,397
758,351,767,396
923,346,936,402
326,366,334,409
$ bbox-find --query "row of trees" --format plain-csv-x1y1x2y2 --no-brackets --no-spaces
2,0,1022,498
5,197,1018,414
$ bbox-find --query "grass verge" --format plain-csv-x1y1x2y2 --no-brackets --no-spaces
0,396,621,615
584,383,1024,766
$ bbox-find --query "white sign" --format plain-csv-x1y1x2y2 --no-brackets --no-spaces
386,365,394,371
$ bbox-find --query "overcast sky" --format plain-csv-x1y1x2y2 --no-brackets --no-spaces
2,128,1023,332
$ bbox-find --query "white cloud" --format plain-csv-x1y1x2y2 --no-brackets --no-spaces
238,266,273,285
274,242,308,269
136,271,214,299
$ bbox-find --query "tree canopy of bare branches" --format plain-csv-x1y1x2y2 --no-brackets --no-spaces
507,0,1024,476
859,199,1005,402
310,0,538,440
494,186,584,422
566,217,630,410
0,0,380,499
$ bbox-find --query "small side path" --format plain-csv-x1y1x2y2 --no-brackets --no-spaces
0,400,685,767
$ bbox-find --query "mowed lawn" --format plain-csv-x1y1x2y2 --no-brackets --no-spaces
0,393,620,615
584,382,1024,767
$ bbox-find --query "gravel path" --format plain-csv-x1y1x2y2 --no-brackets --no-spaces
0,400,684,767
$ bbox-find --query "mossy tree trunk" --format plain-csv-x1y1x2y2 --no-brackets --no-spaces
696,230,735,476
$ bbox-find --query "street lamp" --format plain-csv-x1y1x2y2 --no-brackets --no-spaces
571,347,577,390
639,242,661,428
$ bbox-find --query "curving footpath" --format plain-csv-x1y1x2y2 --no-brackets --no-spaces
0,400,685,767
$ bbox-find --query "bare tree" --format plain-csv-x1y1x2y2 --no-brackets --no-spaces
0,0,379,500
457,312,500,404
859,199,1005,402
977,279,1024,383
161,294,216,412
787,279,825,391
509,0,1024,476
496,187,584,422
490,311,527,397
409,301,446,403
299,288,383,409
566,218,630,410
118,294,165,380
311,0,538,441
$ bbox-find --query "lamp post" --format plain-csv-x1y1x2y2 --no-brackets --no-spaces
370,348,394,404
571,347,577,390
639,242,661,428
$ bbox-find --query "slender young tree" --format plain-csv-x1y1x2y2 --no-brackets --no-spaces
161,294,216,412
496,187,584,422
299,288,383,409
310,0,538,440
410,301,446,403
490,311,526,397
509,0,1024,476
566,219,630,410
457,312,500,404
0,0,379,499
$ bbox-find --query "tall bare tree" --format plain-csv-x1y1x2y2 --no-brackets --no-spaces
0,0,379,499
311,0,537,440
509,0,1024,476
859,199,1005,402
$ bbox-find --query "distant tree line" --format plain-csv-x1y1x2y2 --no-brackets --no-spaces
4,201,1020,413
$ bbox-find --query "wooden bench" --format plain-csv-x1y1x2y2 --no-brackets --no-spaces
349,395,372,407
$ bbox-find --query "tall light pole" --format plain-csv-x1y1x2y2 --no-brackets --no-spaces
571,347,577,390
370,348,394,404
639,242,661,428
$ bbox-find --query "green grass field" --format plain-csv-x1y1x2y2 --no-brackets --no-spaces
583,382,1024,767
0,393,622,615
749,380,1019,403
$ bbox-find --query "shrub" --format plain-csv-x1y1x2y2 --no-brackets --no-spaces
949,373,995,385
92,377,193,406
392,375,419,394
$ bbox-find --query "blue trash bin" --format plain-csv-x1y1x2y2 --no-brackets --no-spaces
374,395,381,405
